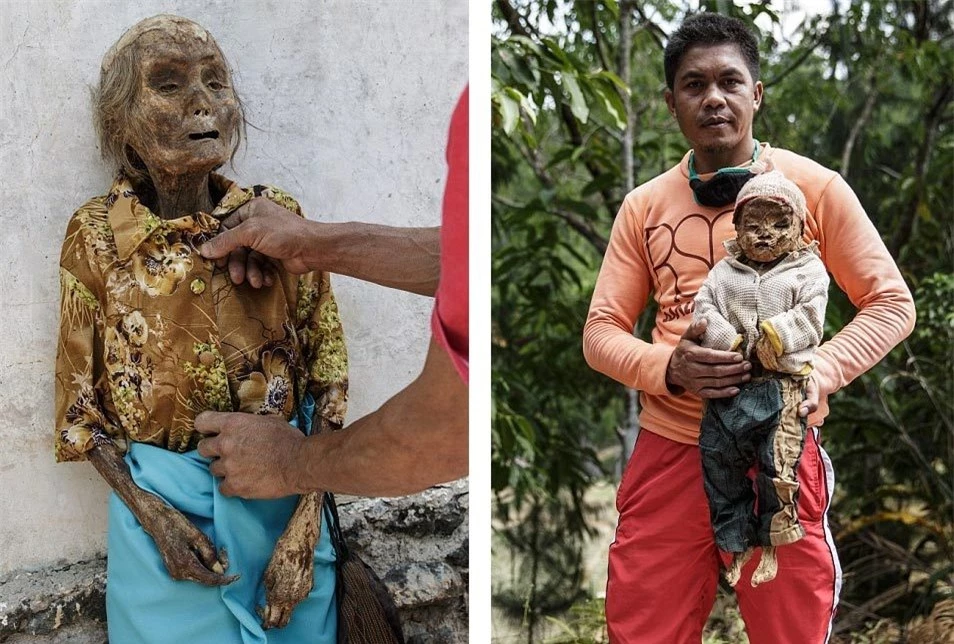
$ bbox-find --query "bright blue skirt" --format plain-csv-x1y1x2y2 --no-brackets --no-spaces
105,406,337,643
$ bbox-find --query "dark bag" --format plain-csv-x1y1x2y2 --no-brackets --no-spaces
323,493,405,644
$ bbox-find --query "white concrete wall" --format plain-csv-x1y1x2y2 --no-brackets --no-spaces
0,0,467,576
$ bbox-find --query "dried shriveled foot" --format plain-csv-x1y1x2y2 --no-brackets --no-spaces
751,545,778,587
142,498,238,586
724,548,754,587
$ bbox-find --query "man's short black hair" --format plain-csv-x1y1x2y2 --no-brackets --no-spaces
664,13,760,90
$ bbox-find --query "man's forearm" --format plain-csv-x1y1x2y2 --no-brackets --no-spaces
306,223,440,297
291,339,467,497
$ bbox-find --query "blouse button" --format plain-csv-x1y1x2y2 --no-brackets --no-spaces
190,278,206,295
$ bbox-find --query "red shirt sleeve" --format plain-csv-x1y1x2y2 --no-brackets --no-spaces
431,86,469,382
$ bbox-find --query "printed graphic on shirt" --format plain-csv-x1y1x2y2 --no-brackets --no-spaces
644,209,734,322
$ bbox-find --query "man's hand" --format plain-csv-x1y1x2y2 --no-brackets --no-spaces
200,197,319,286
800,375,819,418
666,318,751,398
195,412,306,498
140,497,238,586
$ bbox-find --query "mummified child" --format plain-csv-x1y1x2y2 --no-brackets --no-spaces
693,171,829,587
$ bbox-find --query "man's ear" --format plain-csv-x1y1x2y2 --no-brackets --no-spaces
664,88,676,117
753,80,764,112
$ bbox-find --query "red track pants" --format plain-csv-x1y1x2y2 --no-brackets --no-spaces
606,428,841,643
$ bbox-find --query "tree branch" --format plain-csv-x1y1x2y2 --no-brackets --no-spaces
495,0,538,39
589,1,613,74
511,128,555,190
763,36,824,89
631,2,667,50
890,80,952,256
549,209,608,254
557,102,621,214
492,194,608,254
840,71,878,178
620,0,635,193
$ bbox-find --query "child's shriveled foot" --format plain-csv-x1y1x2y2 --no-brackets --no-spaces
725,548,754,587
751,545,778,587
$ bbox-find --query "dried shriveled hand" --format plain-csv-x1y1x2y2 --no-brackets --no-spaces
754,333,781,371
666,318,751,398
259,531,317,629
141,497,238,586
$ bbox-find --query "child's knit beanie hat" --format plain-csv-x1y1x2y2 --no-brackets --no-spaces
733,170,807,225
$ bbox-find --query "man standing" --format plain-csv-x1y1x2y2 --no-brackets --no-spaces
194,88,468,499
583,14,914,644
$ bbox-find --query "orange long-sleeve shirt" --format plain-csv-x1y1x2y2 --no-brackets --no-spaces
583,143,915,444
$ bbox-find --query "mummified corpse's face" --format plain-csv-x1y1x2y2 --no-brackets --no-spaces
735,199,802,263
126,25,239,178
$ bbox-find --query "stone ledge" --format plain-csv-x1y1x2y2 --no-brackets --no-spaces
0,559,107,640
0,481,468,643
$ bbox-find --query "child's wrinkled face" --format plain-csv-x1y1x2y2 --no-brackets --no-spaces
126,25,239,178
735,199,802,263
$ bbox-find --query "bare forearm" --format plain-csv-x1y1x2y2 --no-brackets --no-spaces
88,443,164,521
292,340,467,497
89,444,234,585
284,491,322,545
305,223,440,296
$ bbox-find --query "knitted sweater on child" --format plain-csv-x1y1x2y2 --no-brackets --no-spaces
693,240,829,375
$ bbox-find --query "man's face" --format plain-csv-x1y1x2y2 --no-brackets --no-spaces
126,26,239,178
665,43,763,167
735,199,802,263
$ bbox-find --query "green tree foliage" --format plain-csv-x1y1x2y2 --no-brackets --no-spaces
492,0,953,638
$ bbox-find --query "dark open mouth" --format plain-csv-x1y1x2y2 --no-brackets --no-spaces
189,130,219,140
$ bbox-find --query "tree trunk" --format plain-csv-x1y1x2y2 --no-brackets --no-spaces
618,0,640,474
526,499,540,643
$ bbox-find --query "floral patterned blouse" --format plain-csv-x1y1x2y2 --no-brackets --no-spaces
55,174,347,462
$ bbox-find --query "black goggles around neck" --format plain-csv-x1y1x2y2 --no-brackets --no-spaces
688,141,760,207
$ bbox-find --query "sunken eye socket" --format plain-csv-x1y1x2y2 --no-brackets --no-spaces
208,81,224,90
157,83,178,93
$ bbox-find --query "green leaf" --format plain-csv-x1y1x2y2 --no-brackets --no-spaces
500,46,540,88
542,37,572,67
595,70,630,93
507,35,542,56
497,92,521,135
594,83,626,129
561,73,589,124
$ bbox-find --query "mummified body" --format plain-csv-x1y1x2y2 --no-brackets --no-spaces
692,171,828,587
54,15,346,636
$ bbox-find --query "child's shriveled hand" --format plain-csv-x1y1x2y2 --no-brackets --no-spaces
754,333,781,371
